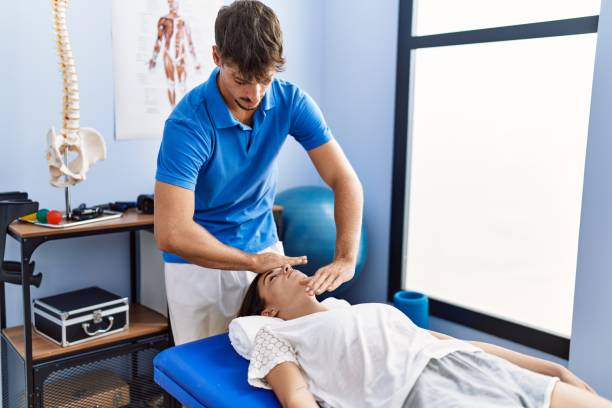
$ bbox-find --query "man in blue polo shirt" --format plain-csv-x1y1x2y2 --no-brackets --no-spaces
154,0,363,345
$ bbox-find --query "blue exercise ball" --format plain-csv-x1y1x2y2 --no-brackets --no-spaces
275,186,366,295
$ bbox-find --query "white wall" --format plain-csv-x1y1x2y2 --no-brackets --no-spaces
569,0,612,398
319,0,400,304
264,0,329,192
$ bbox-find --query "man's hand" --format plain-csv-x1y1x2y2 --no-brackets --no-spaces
251,252,308,274
299,259,355,296
558,366,598,394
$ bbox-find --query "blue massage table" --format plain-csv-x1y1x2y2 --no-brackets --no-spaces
154,333,282,408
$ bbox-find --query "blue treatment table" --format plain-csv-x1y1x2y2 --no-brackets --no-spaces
154,333,282,408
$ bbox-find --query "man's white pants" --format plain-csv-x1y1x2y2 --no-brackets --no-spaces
164,241,284,345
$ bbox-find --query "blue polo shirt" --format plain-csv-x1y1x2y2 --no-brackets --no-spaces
156,68,333,263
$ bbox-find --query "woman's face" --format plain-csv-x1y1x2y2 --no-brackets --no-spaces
257,264,310,316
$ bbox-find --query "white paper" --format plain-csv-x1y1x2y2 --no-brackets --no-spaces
112,0,222,140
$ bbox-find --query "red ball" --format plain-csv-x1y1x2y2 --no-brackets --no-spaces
46,210,63,225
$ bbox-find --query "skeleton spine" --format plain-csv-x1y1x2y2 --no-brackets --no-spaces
52,0,80,142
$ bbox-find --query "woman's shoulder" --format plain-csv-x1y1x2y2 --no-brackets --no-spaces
352,302,403,314
295,302,403,327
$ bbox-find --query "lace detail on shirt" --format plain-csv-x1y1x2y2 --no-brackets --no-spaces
248,326,298,389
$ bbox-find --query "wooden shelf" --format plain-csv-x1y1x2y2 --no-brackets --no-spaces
8,208,154,239
2,304,167,362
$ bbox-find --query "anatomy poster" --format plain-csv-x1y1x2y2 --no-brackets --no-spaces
112,0,222,140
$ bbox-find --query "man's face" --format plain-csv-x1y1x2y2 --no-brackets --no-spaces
215,58,275,111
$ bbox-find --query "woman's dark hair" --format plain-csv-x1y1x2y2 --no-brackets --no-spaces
237,273,266,317
215,0,285,81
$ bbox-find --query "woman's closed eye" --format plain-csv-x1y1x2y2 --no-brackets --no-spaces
265,270,280,285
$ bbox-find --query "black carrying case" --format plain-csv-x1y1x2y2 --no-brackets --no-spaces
33,287,129,347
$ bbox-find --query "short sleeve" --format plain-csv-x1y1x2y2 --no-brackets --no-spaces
247,327,298,390
289,90,333,151
155,119,211,190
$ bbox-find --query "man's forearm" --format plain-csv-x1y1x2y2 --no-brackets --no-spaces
158,220,255,271
470,341,563,377
332,174,363,264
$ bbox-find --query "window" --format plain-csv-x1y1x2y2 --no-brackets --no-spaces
414,0,600,36
389,1,599,358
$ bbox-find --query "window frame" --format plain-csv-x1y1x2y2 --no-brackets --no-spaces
388,1,599,359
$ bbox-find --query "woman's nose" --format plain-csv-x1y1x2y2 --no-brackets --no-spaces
283,264,291,274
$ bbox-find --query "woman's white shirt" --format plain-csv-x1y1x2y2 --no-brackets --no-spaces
247,303,480,408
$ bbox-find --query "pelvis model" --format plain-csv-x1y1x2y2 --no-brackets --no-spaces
47,0,106,188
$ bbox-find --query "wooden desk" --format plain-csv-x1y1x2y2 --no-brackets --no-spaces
8,205,281,238
3,205,283,406
8,208,154,239
3,304,166,362
1,208,170,407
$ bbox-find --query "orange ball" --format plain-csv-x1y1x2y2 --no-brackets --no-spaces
46,210,63,225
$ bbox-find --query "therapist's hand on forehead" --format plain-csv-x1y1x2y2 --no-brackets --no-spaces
251,252,308,274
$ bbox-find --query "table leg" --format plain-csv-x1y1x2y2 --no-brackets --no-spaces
20,242,34,407
130,230,140,402
130,231,140,304
0,281,5,330
1,333,7,407
0,280,6,406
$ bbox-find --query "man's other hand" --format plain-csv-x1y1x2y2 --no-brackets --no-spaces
299,259,355,296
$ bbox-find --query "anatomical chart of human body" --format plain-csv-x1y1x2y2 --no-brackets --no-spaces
112,0,221,140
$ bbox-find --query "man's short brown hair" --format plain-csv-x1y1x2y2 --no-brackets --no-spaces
215,0,285,81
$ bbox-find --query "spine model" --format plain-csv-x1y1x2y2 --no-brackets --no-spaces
52,0,80,144
47,0,106,188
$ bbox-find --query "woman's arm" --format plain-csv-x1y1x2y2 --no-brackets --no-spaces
428,330,595,393
429,330,565,377
469,340,597,393
266,362,319,408
469,340,562,377
428,330,560,375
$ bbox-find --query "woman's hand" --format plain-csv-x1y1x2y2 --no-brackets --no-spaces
299,258,355,296
558,367,598,394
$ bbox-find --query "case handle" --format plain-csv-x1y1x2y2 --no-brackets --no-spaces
82,316,114,336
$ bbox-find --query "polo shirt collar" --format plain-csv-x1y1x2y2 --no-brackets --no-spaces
205,67,276,129
262,80,276,111
206,67,238,129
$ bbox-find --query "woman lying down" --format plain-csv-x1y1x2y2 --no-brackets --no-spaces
231,264,612,408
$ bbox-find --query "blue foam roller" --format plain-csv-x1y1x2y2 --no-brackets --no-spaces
393,290,429,329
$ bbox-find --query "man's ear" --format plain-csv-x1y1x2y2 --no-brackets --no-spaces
212,46,221,67
261,307,279,317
